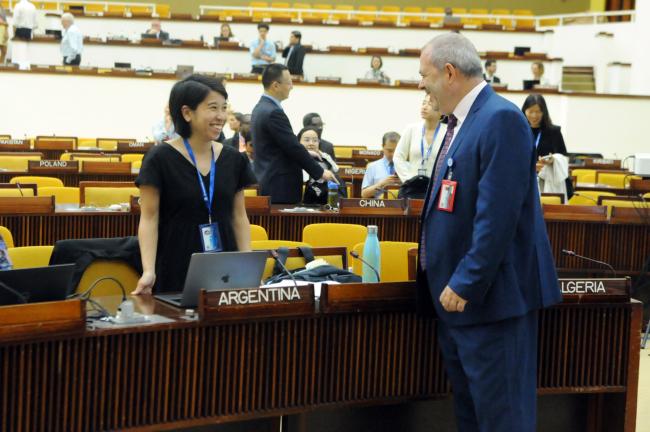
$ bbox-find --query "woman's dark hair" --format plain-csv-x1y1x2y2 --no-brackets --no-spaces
297,126,320,143
521,93,553,130
169,74,228,139
370,55,383,70
241,129,252,144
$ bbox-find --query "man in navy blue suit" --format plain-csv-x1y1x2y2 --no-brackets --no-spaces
251,64,337,204
416,33,562,431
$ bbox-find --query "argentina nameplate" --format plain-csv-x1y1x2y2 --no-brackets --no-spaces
198,285,315,322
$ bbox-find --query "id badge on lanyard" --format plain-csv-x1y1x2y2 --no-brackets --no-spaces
437,158,457,213
183,139,223,252
420,122,441,177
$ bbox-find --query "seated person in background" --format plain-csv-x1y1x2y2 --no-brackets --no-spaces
361,132,401,199
60,13,83,66
219,23,236,42
443,7,461,26
249,23,276,74
393,94,446,182
531,61,548,86
0,234,11,271
225,111,244,148
282,30,306,76
241,129,255,169
302,112,336,160
522,93,571,198
145,19,169,41
298,127,345,205
483,59,501,84
152,105,177,144
364,56,390,84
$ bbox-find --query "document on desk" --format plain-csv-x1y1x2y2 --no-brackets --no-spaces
261,280,339,298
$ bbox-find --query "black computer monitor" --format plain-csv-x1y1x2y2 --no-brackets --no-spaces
0,264,76,306
514,46,531,56
114,62,132,69
141,33,157,40
45,29,62,39
523,79,540,90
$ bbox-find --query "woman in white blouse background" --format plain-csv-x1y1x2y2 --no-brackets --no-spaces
393,94,447,182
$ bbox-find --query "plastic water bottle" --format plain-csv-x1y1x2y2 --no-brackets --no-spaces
327,181,339,209
362,225,381,283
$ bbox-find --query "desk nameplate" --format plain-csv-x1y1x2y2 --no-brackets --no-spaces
339,198,405,215
199,285,315,323
560,277,630,303
0,298,85,344
29,159,79,173
320,282,416,313
0,139,30,151
35,136,76,150
117,141,153,153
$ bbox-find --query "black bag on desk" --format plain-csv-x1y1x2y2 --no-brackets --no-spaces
398,175,430,199
264,246,361,284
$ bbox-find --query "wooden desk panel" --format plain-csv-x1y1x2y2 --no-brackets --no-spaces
0,211,647,276
0,296,641,432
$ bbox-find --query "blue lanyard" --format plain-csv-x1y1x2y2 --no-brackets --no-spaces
420,122,442,166
534,131,542,148
183,138,216,223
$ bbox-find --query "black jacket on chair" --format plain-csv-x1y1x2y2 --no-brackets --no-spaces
251,96,324,204
49,236,142,295
533,125,567,157
282,44,306,76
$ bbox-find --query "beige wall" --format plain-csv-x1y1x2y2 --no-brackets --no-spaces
111,0,593,16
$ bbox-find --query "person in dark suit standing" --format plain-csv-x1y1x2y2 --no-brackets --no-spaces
302,112,336,160
145,19,169,41
282,31,306,76
483,59,501,84
251,64,337,204
417,33,561,431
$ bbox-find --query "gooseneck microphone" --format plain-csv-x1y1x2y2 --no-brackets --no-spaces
349,250,381,282
561,249,617,277
269,249,300,290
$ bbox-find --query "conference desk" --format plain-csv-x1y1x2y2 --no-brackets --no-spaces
0,204,648,277
0,283,641,432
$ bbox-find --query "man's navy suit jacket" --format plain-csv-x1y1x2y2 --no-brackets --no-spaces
251,96,324,204
417,85,562,326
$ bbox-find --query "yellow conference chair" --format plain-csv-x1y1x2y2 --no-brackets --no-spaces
401,6,422,24
132,160,142,170
568,191,615,206
0,189,34,197
10,176,64,190
540,195,562,205
0,155,42,171
38,186,80,205
596,173,641,188
83,187,140,207
251,240,311,279
0,226,14,248
250,224,269,241
357,5,377,22
121,154,144,164
425,7,444,25
303,223,367,255
491,8,513,28
571,169,597,185
244,189,258,197
351,241,418,282
513,9,535,28
76,260,141,297
7,246,54,269
644,192,650,199
601,199,650,217
332,4,353,20
308,3,332,20
155,4,171,18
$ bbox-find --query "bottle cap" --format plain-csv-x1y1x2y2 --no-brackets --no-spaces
327,181,339,189
367,225,378,234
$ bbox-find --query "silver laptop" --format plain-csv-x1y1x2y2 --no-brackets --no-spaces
155,251,268,308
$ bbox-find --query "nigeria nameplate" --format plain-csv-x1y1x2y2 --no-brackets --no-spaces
198,285,315,323
28,160,79,173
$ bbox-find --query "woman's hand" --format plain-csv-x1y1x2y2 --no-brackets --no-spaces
132,271,156,295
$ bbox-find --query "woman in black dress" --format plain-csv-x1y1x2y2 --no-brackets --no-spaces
522,93,573,197
133,75,257,294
